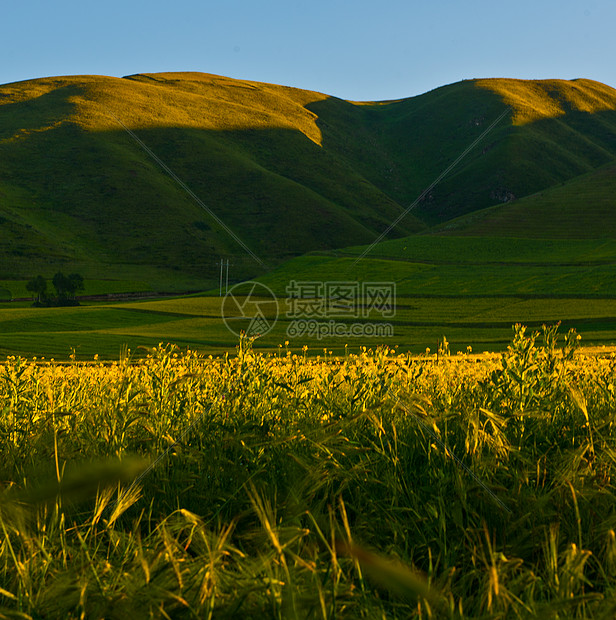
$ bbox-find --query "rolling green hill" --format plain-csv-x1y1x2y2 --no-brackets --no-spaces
312,77,616,226
0,72,423,287
2,73,616,293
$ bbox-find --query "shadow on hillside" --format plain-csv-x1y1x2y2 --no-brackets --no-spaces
0,84,83,140
2,86,426,284
3,79,616,286
307,85,616,225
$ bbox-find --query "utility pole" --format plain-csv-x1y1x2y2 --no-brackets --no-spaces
219,259,223,296
219,258,231,295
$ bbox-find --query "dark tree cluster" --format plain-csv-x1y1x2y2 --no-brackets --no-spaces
26,272,84,307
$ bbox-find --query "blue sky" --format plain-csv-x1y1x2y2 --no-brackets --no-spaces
4,0,615,101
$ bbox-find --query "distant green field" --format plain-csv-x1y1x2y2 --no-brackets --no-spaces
339,236,616,264
258,254,616,297
3,232,616,359
2,292,616,359
0,297,232,358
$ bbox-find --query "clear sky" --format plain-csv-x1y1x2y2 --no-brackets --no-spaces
3,0,615,101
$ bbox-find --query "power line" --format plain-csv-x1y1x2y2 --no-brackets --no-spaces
108,112,266,268
353,105,512,265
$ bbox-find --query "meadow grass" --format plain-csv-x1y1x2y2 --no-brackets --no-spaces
3,293,616,359
339,236,616,265
258,254,616,297
475,78,616,125
2,326,616,617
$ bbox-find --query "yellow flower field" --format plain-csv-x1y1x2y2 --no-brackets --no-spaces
1,325,616,617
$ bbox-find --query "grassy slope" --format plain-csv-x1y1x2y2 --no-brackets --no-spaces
317,77,616,226
2,73,616,291
3,74,616,357
427,78,616,223
337,235,616,264
432,160,616,238
272,79,616,324
258,253,616,297
0,72,424,286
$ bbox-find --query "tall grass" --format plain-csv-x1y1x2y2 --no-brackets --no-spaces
1,326,616,617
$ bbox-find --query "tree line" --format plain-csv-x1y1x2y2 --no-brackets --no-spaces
26,272,84,307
